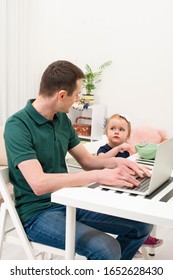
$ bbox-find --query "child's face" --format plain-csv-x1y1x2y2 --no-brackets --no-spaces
106,117,129,146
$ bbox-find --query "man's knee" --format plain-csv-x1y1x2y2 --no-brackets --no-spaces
136,223,153,238
81,234,121,260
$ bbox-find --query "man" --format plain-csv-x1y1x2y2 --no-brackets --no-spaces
4,60,152,260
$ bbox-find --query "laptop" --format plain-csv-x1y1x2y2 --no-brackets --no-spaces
100,138,173,196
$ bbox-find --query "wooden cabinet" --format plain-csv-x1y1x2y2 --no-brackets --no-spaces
68,104,106,141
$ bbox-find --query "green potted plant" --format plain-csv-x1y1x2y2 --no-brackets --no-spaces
82,60,112,105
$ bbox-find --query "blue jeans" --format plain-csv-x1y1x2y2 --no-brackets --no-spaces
23,205,153,260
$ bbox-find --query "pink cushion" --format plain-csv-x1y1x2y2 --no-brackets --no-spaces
127,125,167,155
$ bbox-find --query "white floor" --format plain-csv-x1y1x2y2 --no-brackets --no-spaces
1,223,173,260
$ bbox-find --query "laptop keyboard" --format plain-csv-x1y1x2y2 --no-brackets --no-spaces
120,176,151,193
132,176,151,192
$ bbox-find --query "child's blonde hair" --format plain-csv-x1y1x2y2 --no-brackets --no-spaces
104,114,131,139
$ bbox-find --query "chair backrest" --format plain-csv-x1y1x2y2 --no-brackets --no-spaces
0,167,36,259
0,168,13,207
0,167,66,260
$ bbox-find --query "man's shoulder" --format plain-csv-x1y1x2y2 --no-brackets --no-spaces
5,108,26,127
4,107,29,140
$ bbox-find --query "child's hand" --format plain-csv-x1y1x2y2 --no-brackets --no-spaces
118,143,130,153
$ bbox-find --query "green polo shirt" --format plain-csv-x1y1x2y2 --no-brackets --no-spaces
4,99,80,223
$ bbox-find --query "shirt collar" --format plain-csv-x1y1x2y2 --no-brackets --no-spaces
25,99,58,125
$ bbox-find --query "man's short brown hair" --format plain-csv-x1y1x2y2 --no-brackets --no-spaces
39,60,85,96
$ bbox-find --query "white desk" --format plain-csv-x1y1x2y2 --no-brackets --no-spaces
51,175,173,259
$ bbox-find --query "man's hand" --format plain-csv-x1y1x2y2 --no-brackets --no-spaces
97,167,142,188
115,157,151,178
104,157,151,178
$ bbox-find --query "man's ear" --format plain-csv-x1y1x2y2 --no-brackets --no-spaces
56,90,67,100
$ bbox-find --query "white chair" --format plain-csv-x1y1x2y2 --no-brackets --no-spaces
0,167,65,260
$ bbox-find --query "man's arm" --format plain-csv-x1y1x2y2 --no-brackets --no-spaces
18,143,151,196
18,158,99,195
69,143,151,175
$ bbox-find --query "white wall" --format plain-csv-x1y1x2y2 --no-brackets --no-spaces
1,0,173,136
